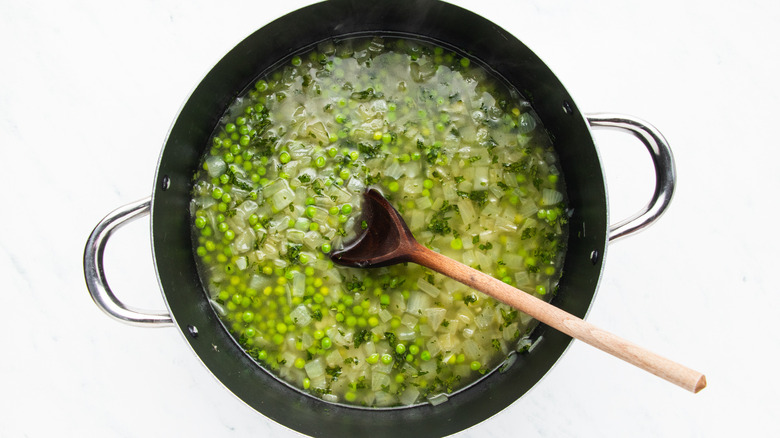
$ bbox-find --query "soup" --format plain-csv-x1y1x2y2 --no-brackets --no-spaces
189,37,567,407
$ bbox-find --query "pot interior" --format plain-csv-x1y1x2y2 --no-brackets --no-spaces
150,1,607,436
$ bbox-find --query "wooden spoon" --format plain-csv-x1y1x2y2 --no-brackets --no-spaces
331,188,706,393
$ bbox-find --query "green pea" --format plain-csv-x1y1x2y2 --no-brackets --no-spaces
280,151,291,164
380,353,393,365
395,344,406,355
321,243,332,253
366,353,379,364
321,337,332,349
421,351,432,361
242,311,254,323
315,156,326,168
341,204,352,214
470,361,481,371
409,344,419,355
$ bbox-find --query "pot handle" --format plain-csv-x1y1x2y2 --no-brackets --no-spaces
83,197,174,327
586,114,676,242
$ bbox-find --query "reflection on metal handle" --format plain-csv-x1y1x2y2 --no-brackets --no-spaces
586,114,676,242
83,197,174,327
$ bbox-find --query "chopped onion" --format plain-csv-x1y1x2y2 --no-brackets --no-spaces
399,386,420,405
541,188,563,206
322,394,339,403
304,358,325,378
405,291,430,315
473,166,489,189
416,278,441,298
397,327,416,341
371,372,391,392
291,272,305,297
205,156,226,178
427,393,449,406
401,313,418,329
373,391,396,407
457,198,476,226
423,307,446,329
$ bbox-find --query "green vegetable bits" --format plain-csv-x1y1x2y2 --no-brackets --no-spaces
190,37,568,407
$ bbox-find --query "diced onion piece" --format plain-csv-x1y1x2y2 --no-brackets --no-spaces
473,166,489,189
205,156,226,178
326,349,343,367
372,372,391,392
373,391,396,407
401,313,418,329
268,180,295,211
322,394,339,403
463,339,481,358
208,299,226,316
304,358,325,378
427,393,449,406
397,327,416,341
406,291,431,315
541,188,563,206
423,307,446,329
378,309,393,323
426,337,441,357
292,271,305,297
416,278,441,298
414,196,433,210
399,386,420,405
457,198,477,226
235,200,259,218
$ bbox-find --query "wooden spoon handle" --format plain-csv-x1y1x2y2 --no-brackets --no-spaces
409,244,706,393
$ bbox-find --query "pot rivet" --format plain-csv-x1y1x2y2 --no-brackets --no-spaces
562,101,573,115
161,175,171,191
589,250,599,264
187,325,199,338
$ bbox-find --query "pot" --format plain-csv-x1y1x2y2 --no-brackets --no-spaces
84,1,675,436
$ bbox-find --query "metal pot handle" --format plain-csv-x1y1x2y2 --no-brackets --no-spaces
586,113,676,242
83,197,174,327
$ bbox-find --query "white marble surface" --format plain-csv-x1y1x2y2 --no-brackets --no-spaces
2,0,778,436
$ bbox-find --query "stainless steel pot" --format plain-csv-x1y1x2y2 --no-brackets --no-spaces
84,1,675,436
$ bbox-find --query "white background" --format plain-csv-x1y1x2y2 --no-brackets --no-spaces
2,0,778,436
